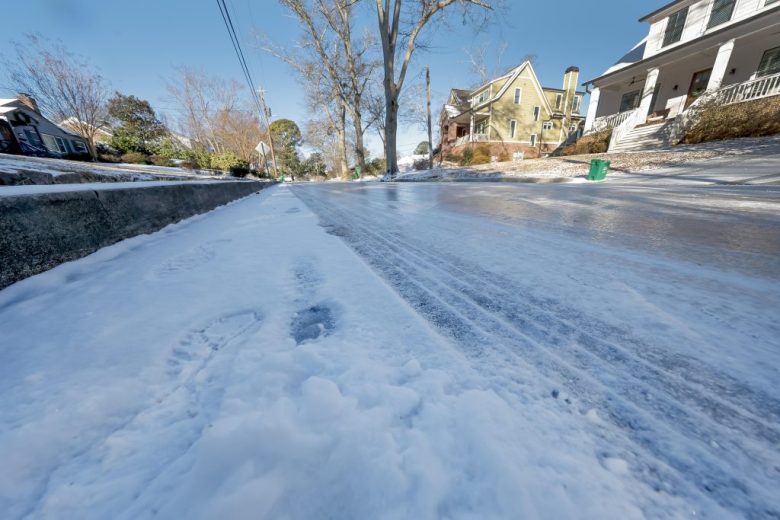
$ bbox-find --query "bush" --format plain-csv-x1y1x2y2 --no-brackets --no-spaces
443,152,461,164
230,164,251,178
210,152,245,172
471,144,491,165
682,96,780,144
497,151,510,163
460,147,474,166
120,151,150,164
149,155,171,167
559,129,612,156
98,153,120,163
413,158,431,170
178,160,196,170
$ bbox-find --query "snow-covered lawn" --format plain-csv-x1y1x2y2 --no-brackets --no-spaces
0,153,238,186
0,186,698,519
400,135,780,182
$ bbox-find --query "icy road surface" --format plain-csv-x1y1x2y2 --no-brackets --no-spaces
292,179,780,519
0,178,778,519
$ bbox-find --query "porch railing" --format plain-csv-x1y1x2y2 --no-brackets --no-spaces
717,72,780,105
607,108,645,152
587,110,634,134
667,72,780,143
454,134,490,147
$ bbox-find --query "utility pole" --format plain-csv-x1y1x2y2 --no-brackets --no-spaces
426,65,433,169
257,88,279,177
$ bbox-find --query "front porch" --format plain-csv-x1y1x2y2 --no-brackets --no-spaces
584,15,780,145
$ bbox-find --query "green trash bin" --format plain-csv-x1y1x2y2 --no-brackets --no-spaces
588,159,610,181
353,167,361,180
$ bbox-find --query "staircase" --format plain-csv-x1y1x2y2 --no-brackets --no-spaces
608,121,673,153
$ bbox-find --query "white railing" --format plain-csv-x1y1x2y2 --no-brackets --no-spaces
587,110,635,134
607,108,645,152
718,72,780,105
667,72,780,143
454,134,490,147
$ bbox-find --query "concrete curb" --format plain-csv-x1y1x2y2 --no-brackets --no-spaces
0,181,272,289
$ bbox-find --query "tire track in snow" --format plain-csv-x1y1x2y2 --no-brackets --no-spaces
293,185,780,519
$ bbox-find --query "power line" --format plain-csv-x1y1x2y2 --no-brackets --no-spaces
214,0,278,174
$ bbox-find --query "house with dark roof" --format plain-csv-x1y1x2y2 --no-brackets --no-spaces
0,95,92,160
583,0,780,152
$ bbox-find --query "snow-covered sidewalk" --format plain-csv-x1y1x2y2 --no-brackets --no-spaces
0,186,688,519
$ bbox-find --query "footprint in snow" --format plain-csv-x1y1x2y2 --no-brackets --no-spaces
291,303,336,345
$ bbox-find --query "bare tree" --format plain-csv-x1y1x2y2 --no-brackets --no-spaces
277,0,378,173
373,0,494,175
4,34,109,151
166,68,264,163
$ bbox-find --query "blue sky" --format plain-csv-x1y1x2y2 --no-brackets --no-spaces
2,0,660,158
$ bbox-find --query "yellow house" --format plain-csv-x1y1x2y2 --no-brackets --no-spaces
439,62,586,159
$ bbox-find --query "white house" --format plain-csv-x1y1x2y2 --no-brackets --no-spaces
583,0,780,151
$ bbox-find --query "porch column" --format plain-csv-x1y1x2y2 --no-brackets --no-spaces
639,67,660,116
584,87,601,132
469,112,475,143
707,39,736,91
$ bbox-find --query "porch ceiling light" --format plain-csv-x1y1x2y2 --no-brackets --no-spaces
729,68,737,75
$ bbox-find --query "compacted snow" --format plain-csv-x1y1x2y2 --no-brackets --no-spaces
0,186,688,519
1,180,777,519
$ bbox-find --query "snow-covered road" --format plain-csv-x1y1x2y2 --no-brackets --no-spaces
1,179,778,519
293,179,780,519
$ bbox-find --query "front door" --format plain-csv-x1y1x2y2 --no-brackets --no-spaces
686,68,712,108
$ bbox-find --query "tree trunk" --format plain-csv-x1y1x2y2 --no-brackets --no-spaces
426,66,433,169
350,106,367,177
338,103,349,177
383,71,399,175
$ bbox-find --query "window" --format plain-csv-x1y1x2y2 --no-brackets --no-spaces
72,140,88,153
663,7,688,47
757,46,780,77
23,129,43,148
542,121,553,131
570,124,578,133
707,0,736,29
530,134,537,147
474,90,489,104
509,120,517,139
572,96,581,113
475,120,487,134
514,88,522,105
533,106,541,121
555,94,563,110
619,90,641,113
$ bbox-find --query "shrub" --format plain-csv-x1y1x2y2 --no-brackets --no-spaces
178,160,196,170
98,153,120,163
230,164,251,178
413,158,431,170
460,147,474,166
497,151,510,163
559,129,612,156
681,96,780,144
443,152,461,164
120,151,150,164
149,155,172,167
210,152,245,172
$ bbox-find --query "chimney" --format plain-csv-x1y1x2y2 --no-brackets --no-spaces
562,66,580,118
17,93,41,114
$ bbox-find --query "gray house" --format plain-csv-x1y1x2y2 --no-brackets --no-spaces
0,95,92,160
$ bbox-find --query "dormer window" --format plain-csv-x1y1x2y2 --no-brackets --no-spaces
662,6,688,47
555,94,563,110
572,96,581,113
473,90,489,105
707,0,736,29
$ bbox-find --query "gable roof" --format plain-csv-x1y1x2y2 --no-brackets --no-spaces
471,61,555,115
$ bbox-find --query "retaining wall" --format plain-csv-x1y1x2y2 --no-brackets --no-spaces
0,181,271,289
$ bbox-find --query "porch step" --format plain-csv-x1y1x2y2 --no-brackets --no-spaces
609,120,673,153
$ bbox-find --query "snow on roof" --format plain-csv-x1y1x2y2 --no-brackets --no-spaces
0,98,19,107
585,38,648,85
0,106,17,115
